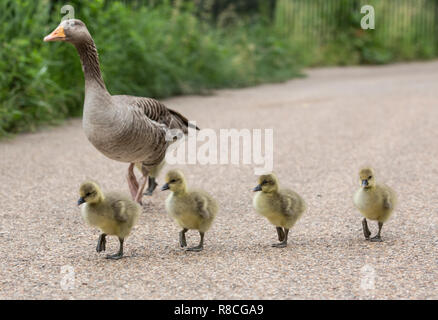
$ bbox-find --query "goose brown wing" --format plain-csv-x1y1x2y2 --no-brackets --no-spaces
114,95,199,133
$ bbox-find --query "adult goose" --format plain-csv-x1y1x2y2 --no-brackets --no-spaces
44,19,198,204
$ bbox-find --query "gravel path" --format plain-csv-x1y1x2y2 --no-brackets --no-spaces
1,62,437,299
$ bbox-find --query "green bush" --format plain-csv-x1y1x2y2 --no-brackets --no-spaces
2,0,437,137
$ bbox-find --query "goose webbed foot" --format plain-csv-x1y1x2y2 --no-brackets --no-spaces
96,233,107,252
143,176,158,196
105,238,124,260
362,218,371,240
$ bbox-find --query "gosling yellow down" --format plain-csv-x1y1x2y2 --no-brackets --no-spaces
353,167,397,242
253,173,306,248
161,170,217,252
78,181,141,259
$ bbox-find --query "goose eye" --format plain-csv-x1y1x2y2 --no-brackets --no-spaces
368,176,372,179
262,180,267,185
169,179,177,183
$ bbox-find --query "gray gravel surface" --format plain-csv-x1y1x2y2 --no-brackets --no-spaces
1,62,437,299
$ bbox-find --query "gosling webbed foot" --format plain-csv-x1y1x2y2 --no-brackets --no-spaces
362,218,371,240
143,176,158,196
276,227,285,242
370,235,383,242
179,229,188,247
96,233,107,252
369,222,384,242
271,242,287,248
272,228,289,248
105,238,124,260
186,245,203,252
105,253,124,260
185,231,204,252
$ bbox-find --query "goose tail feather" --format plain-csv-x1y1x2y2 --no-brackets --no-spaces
168,108,200,132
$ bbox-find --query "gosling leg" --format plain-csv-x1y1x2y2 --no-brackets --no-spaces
370,222,383,242
96,233,107,252
272,228,289,248
276,227,285,242
179,228,188,247
106,238,124,260
186,232,204,252
362,218,371,240
143,176,158,196
127,163,139,199
134,175,148,205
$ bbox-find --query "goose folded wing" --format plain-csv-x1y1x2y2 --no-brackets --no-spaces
114,95,199,133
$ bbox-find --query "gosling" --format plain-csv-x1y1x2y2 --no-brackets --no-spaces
253,173,306,248
353,167,397,242
77,181,141,259
161,170,217,252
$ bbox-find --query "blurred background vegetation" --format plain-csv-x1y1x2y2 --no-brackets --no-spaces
1,0,438,136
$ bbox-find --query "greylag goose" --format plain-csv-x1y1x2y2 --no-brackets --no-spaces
44,19,198,204
253,173,306,248
161,170,218,251
78,181,141,259
353,167,397,242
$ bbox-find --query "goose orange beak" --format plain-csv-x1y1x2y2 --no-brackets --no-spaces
44,26,66,42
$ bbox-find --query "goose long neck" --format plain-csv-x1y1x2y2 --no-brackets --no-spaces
74,38,106,90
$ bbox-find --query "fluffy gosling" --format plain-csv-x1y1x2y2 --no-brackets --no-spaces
78,181,141,259
161,170,217,252
353,167,397,242
253,173,306,248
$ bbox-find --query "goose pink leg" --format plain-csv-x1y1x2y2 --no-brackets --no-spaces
135,175,148,205
127,163,139,199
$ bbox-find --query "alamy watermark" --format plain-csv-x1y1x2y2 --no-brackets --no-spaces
361,5,375,30
60,265,75,291
165,122,274,175
360,264,376,291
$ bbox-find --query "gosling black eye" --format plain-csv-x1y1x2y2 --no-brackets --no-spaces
85,192,91,197
262,180,268,185
368,176,372,179
169,179,177,183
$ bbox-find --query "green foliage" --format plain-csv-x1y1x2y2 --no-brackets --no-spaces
0,0,302,136
275,0,438,66
1,0,437,137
